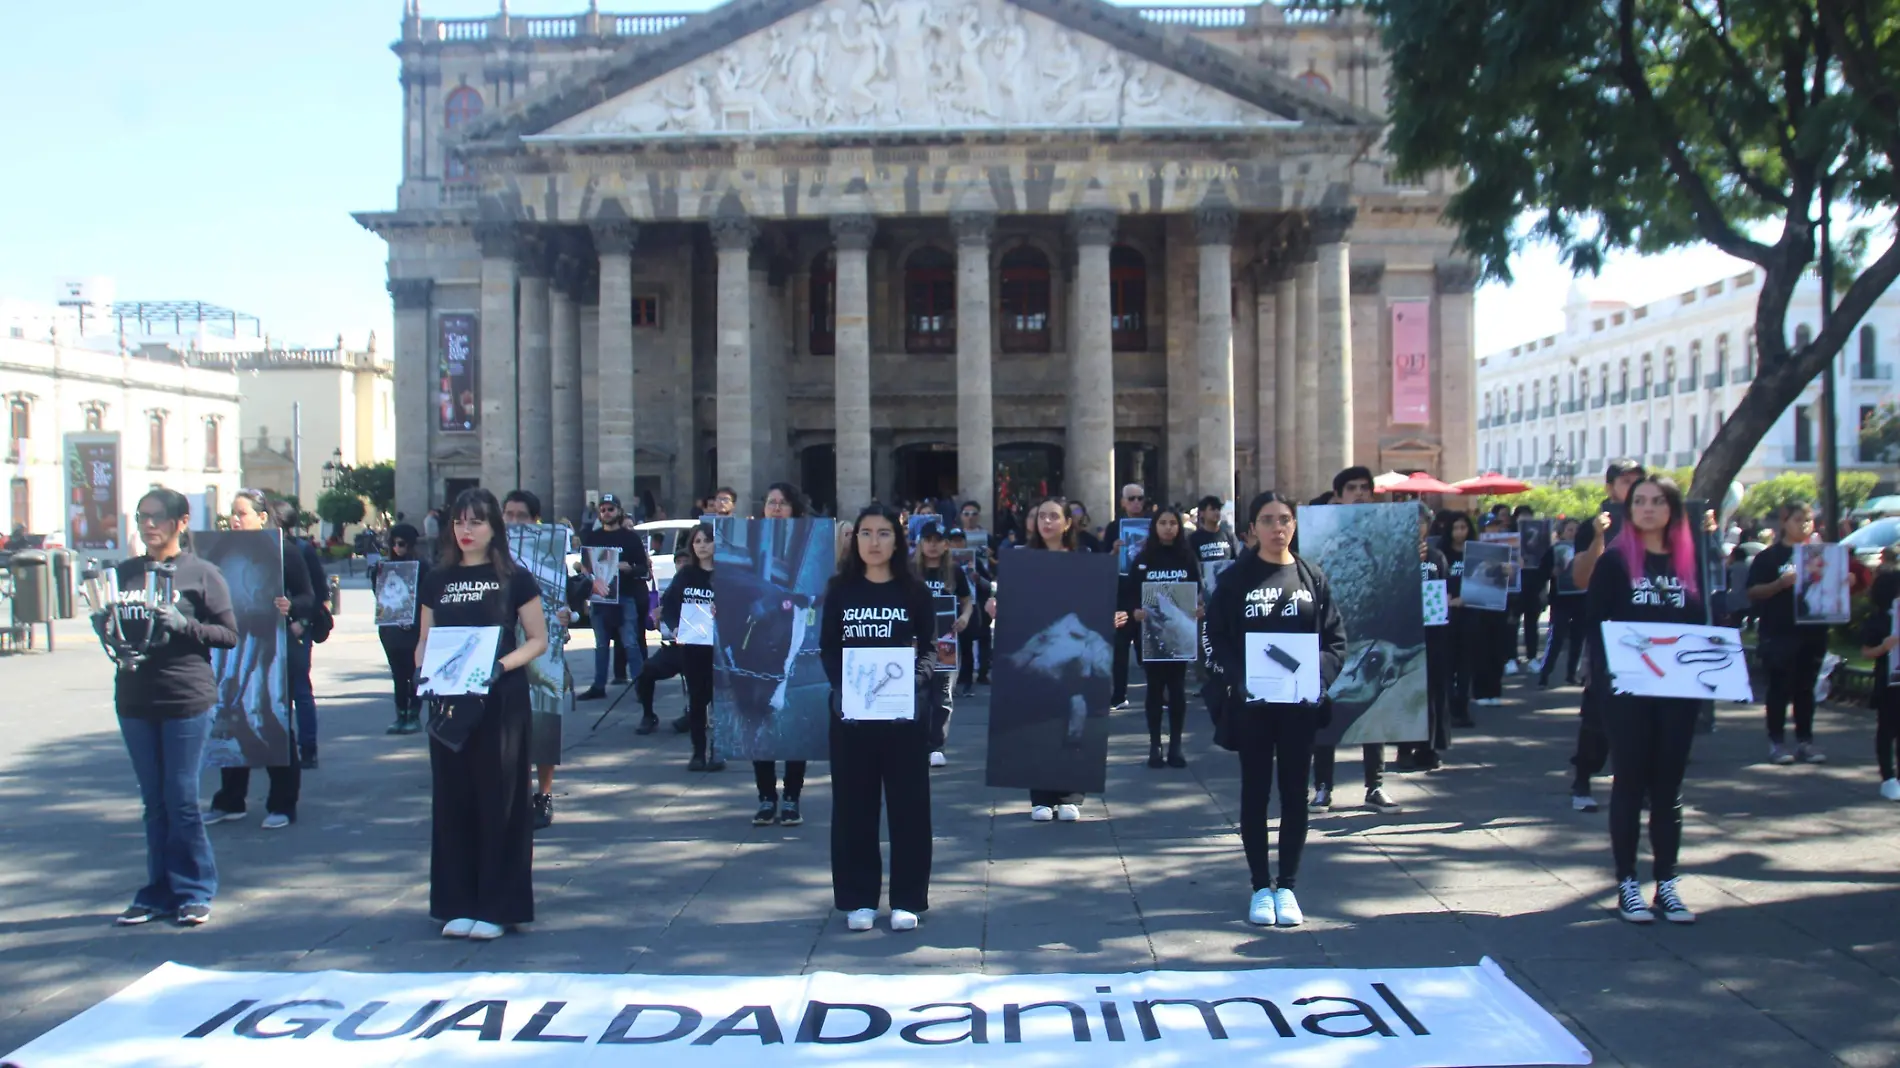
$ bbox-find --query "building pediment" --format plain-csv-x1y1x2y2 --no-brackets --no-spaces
465,0,1376,148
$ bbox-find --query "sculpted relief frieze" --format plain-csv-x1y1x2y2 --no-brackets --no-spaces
545,0,1287,138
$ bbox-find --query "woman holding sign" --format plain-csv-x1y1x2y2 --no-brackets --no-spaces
821,505,937,931
1120,505,1200,769
1584,475,1704,925
372,523,429,735
912,522,972,768
660,522,724,772
1745,502,1829,765
1206,492,1346,928
1859,560,1900,801
415,488,548,940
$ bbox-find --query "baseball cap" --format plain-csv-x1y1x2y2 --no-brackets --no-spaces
598,494,622,507
917,521,947,540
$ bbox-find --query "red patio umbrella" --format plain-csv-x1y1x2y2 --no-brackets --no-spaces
1375,472,1456,495
1450,473,1533,495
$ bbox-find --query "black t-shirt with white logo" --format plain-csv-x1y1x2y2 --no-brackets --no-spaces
1583,548,1702,700
420,562,541,705
111,553,239,719
819,573,934,690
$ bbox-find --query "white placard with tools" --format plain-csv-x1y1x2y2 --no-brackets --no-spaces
1243,632,1322,705
840,646,914,721
1599,621,1752,701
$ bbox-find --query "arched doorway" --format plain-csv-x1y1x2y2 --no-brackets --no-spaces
799,444,836,516
892,442,958,506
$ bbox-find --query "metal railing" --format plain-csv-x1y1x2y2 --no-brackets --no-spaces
1631,385,1649,401
1135,5,1250,27
1654,380,1672,396
1592,395,1607,409
1674,451,1695,466
1704,370,1726,388
1610,390,1627,405
1732,365,1753,383
1855,361,1894,380
1541,404,1557,419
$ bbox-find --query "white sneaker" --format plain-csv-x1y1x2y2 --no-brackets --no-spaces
890,909,918,931
1247,888,1277,926
846,908,876,931
1030,805,1055,822
1055,803,1081,822
1571,792,1599,812
467,921,505,940
1879,778,1900,801
260,813,290,830
441,918,476,938
1272,888,1304,927
929,751,947,768
1504,660,1519,676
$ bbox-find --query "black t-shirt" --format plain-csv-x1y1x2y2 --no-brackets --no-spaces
581,525,653,593
1190,528,1236,565
1441,544,1465,600
1573,499,1623,555
1859,571,1899,703
820,573,934,689
1205,554,1347,703
1745,543,1800,637
660,563,714,632
920,568,973,605
420,562,541,703
111,553,240,719
1584,548,1702,699
1120,549,1200,611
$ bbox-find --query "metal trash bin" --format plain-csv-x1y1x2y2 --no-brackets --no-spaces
8,550,51,625
48,549,76,619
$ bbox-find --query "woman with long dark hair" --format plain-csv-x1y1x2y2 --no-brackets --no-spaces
1587,475,1704,923
1400,502,1451,772
416,488,547,939
661,522,724,772
1120,504,1199,769
1435,511,1478,730
822,505,936,931
1206,491,1346,927
1537,517,1585,687
205,491,317,831
101,489,238,926
374,522,429,735
999,495,1097,821
911,521,971,767
1745,501,1830,764
750,481,812,825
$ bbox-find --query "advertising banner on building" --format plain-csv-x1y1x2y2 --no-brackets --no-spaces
438,313,478,433
1391,301,1432,425
63,432,122,552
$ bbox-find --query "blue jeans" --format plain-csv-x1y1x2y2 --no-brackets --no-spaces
118,712,218,909
591,598,647,687
291,634,317,757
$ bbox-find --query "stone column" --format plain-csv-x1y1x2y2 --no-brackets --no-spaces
711,213,758,510
832,214,876,514
517,239,553,505
1273,264,1298,491
1194,202,1238,501
387,277,433,520
1436,259,1480,480
475,223,519,492
1250,265,1276,492
952,211,995,508
1069,209,1117,519
1312,206,1357,481
577,264,600,502
550,254,584,523
1294,248,1321,496
591,221,638,500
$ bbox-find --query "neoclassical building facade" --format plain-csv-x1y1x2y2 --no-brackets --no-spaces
357,0,1476,522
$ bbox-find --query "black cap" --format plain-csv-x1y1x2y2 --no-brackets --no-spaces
917,521,947,540
598,494,622,507
944,527,966,539
1604,458,1645,483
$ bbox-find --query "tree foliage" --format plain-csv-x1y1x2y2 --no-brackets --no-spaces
336,462,396,518
1738,470,1878,517
315,487,366,528
1861,401,1900,464
1363,0,1900,504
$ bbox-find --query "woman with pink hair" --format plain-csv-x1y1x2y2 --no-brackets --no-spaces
1583,475,1706,926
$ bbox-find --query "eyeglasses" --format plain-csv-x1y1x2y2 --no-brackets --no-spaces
135,511,172,525
1123,494,1144,501
1254,515,1296,527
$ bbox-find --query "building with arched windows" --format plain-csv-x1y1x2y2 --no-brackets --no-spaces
357,0,1475,520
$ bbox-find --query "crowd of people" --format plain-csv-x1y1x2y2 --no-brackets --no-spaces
94,457,1900,939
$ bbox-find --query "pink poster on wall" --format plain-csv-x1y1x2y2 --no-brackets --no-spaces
1392,300,1432,425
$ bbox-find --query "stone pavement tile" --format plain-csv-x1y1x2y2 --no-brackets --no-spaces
1307,918,1492,968
628,917,827,975
1679,953,1900,1068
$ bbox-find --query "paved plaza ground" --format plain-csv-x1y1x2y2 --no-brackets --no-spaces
1,581,1897,1065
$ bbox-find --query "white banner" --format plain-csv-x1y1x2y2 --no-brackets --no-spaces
2,959,1589,1068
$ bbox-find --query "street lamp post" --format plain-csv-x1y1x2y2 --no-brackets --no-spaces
1542,444,1578,489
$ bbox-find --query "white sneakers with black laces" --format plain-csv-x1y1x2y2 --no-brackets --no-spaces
1029,805,1055,822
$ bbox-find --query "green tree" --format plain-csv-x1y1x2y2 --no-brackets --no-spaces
315,487,366,530
337,462,396,519
1356,0,1899,506
1861,401,1900,465
1739,470,1878,517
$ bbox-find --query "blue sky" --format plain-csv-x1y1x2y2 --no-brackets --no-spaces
0,0,1745,355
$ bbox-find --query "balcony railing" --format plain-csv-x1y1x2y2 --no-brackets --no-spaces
1610,390,1628,405
1654,380,1672,397
1592,395,1607,409
420,11,690,43
1631,385,1650,401
1855,361,1894,380
1561,400,1583,414
1674,451,1695,466
1732,365,1753,383
1541,404,1557,419
1134,5,1251,28
1510,411,1524,424
1649,453,1670,469
1704,370,1726,388
1678,377,1696,392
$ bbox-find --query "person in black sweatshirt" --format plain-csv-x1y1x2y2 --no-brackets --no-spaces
912,522,972,767
1436,510,1477,730
1537,517,1584,688
372,523,429,735
1586,475,1706,925
948,527,993,695
639,545,695,734
821,504,937,932
1745,501,1831,765
1399,502,1452,772
1120,505,1200,768
206,491,318,830
1189,494,1239,566
746,481,814,826
1206,491,1347,929
1859,556,1900,802
577,493,652,699
101,488,239,927
660,522,723,772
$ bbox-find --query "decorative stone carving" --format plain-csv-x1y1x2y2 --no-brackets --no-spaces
589,220,639,256
473,222,518,260
387,277,434,310
1349,261,1385,295
1069,208,1117,247
950,211,996,247
1435,258,1480,294
1308,205,1357,246
709,214,758,253
1193,203,1240,246
546,0,1286,138
830,213,876,251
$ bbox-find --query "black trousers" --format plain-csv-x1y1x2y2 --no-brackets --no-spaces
1876,693,1900,781
682,647,713,758
1143,661,1188,745
379,630,419,712
1605,696,1698,883
754,761,808,802
212,723,301,819
1312,744,1384,791
1571,686,1612,793
1468,610,1508,699
1423,627,1451,749
1236,705,1319,891
1764,635,1827,744
829,716,932,913
1446,610,1473,721
956,627,991,687
924,669,955,750
1109,621,1140,705
636,643,684,716
429,699,534,926
1539,597,1584,683
1519,592,1543,660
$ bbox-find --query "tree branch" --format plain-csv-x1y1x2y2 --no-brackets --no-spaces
1814,0,1900,167
1613,0,1776,263
1678,0,1796,161
1703,113,1794,207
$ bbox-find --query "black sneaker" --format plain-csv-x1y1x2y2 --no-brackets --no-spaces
704,757,726,772
174,904,212,927
688,754,709,772
976,674,990,686
578,687,607,701
1653,878,1696,924
778,799,803,826
635,715,659,735
1365,787,1402,812
1110,699,1129,711
114,905,167,926
1167,744,1187,768
532,793,553,831
753,800,778,826
1308,786,1333,812
1147,743,1165,769
385,715,409,735
300,751,318,770
612,676,630,686
671,715,691,734
1616,878,1654,923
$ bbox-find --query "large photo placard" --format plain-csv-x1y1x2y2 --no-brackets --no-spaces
985,550,1116,794
193,530,290,769
509,523,575,767
1297,503,1429,746
436,312,478,433
711,517,836,762
1460,541,1513,613
63,432,122,552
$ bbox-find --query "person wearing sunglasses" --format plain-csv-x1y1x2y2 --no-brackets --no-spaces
576,494,652,700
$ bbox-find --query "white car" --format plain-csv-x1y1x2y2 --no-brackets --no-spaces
635,519,705,594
